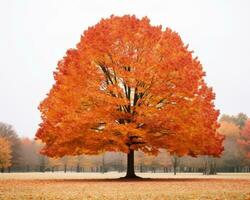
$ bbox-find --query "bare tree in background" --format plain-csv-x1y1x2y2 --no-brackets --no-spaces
20,138,40,172
35,140,47,172
60,156,77,173
171,154,180,175
203,156,217,175
76,155,85,172
47,157,62,172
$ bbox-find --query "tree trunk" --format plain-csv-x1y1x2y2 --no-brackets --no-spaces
124,150,140,178
40,165,45,172
203,156,217,175
102,154,105,173
174,167,177,175
140,164,143,172
173,157,177,175
76,164,80,173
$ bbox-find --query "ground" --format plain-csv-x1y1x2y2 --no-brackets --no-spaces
0,173,250,200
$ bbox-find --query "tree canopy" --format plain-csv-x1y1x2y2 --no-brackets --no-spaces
36,15,224,168
0,122,21,167
0,137,12,169
238,119,250,158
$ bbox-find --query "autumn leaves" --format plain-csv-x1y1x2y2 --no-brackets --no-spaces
0,137,11,169
36,15,224,170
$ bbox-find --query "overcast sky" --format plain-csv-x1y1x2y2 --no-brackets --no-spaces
0,0,250,138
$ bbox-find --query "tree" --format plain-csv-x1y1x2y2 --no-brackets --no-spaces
235,113,248,129
20,138,40,172
35,140,48,172
218,120,245,172
171,154,180,175
0,137,12,171
75,155,82,172
156,151,172,172
60,156,77,173
238,120,250,159
180,156,204,172
0,122,21,171
47,157,62,172
220,113,248,129
36,15,224,178
202,156,218,175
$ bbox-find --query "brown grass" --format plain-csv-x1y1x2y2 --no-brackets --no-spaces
0,173,250,199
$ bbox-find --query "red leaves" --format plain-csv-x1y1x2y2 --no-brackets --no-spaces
36,15,224,158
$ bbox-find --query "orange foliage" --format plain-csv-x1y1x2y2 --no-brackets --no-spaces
219,121,240,138
238,120,250,158
0,137,12,168
36,15,224,158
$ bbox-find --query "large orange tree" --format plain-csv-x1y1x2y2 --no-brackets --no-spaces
36,15,224,178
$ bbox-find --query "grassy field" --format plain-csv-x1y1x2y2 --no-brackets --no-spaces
0,173,250,199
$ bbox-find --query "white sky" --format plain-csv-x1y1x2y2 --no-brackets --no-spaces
0,0,250,138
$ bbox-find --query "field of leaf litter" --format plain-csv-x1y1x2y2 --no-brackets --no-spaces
0,173,250,200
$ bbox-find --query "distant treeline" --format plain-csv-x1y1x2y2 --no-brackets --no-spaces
0,113,250,174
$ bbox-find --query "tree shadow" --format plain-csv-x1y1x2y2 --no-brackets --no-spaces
43,177,246,183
